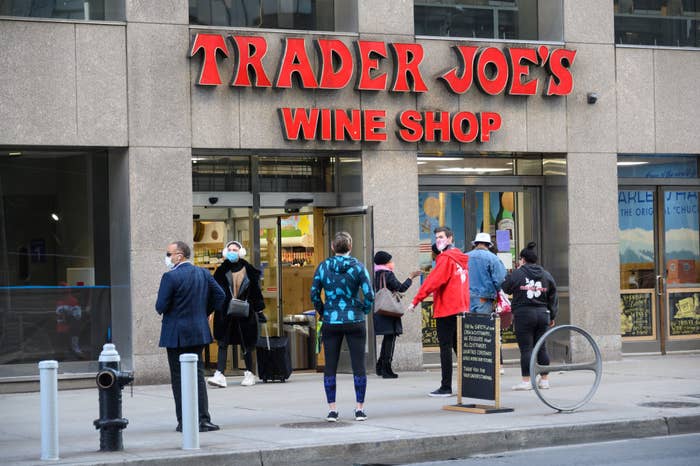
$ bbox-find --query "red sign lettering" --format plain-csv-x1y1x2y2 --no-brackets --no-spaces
189,34,577,144
230,35,272,87
190,33,229,86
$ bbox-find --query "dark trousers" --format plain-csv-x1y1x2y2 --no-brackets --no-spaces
322,322,367,403
216,343,254,373
513,307,551,377
436,314,457,390
166,345,211,424
378,334,396,365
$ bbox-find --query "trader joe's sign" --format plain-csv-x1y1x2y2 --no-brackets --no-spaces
190,34,576,144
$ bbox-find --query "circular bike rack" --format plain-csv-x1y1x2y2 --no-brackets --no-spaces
530,325,603,412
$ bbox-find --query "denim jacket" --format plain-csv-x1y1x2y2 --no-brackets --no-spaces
466,248,506,300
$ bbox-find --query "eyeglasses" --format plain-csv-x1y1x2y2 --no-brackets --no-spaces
166,251,181,257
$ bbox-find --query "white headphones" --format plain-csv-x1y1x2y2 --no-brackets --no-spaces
222,241,247,259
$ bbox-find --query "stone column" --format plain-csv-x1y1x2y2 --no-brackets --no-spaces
564,1,621,360
356,0,423,370
125,1,193,383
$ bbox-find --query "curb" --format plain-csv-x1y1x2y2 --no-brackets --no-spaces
38,414,700,466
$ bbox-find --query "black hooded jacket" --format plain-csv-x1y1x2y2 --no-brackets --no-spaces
212,258,265,347
501,263,558,320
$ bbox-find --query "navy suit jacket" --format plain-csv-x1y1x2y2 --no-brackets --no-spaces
155,262,225,348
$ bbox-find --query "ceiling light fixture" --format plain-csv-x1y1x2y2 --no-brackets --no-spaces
51,213,59,221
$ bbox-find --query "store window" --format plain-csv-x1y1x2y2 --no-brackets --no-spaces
615,0,700,47
189,0,357,32
192,154,338,193
618,155,700,350
415,0,564,42
0,0,125,21
0,149,112,373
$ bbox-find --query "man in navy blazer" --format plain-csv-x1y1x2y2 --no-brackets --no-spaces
156,240,225,432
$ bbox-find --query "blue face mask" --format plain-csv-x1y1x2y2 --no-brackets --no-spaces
226,251,239,262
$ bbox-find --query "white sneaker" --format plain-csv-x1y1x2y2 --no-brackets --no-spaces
512,381,532,391
241,370,256,386
500,368,505,375
538,379,550,389
207,370,227,388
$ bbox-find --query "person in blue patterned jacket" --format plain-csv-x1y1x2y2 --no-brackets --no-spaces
310,231,374,422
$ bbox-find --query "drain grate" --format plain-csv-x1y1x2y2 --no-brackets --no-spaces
638,401,700,408
280,421,352,429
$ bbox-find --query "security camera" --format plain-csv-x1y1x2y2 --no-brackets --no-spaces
208,197,219,205
587,92,598,104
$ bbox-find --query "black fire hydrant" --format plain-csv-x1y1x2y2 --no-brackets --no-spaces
93,343,134,451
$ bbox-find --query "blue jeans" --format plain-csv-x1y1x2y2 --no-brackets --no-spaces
470,298,494,314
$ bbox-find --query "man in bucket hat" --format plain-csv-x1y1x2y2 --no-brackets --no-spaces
467,232,506,314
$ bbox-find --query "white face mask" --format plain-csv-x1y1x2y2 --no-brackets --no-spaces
435,237,449,251
164,255,174,269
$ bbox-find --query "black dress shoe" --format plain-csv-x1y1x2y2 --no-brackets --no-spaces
175,423,182,432
199,420,220,432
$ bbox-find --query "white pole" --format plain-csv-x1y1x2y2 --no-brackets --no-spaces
179,353,199,450
39,360,59,460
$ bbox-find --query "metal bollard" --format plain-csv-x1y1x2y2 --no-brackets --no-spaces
39,360,59,461
93,344,134,451
180,353,199,450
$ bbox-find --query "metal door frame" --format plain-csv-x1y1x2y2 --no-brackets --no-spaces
619,179,700,354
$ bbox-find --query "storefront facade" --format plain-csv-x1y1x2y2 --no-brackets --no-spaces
1,1,699,387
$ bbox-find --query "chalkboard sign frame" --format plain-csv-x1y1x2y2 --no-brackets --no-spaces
667,288,700,339
620,289,656,341
443,314,513,414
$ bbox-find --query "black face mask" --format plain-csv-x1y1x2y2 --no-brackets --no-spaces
431,243,441,256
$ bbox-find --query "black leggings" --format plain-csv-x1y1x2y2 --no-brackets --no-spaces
322,322,367,404
216,343,253,373
513,307,551,377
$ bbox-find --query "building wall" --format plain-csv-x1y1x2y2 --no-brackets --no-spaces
1,0,700,381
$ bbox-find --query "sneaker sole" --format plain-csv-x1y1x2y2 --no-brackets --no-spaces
355,417,367,421
326,418,338,422
207,380,226,388
428,393,453,397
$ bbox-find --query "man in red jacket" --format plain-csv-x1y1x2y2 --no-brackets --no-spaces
409,226,469,397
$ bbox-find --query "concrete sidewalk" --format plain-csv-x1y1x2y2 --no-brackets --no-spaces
2,354,700,466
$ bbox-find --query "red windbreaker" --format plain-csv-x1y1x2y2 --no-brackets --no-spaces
412,247,470,318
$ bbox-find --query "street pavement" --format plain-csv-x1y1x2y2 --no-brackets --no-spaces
1,354,699,466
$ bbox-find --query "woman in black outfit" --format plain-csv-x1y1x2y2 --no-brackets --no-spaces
207,241,266,388
372,251,421,378
501,242,558,391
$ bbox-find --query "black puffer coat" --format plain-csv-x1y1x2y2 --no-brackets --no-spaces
212,259,265,349
372,270,413,336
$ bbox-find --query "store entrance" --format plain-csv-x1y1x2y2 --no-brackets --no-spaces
417,186,541,362
619,187,700,353
192,204,374,372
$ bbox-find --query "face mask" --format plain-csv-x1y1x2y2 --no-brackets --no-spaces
226,251,239,262
435,238,449,251
164,255,174,269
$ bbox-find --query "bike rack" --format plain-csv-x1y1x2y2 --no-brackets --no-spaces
530,325,603,412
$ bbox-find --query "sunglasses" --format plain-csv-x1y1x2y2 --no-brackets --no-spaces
166,251,181,257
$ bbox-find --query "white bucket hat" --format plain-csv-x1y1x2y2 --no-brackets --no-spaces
472,232,493,246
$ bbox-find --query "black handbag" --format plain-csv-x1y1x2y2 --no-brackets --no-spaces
226,272,250,318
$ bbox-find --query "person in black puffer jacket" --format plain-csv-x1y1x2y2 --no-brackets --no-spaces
372,251,421,379
501,242,558,391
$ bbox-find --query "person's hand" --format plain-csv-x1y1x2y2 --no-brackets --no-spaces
549,319,555,327
257,311,267,323
409,270,422,279
208,313,214,326
407,303,416,313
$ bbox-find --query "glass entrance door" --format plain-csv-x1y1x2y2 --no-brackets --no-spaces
619,188,700,353
260,209,319,370
418,187,540,356
322,206,375,371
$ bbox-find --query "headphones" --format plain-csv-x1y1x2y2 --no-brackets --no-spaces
222,241,247,259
